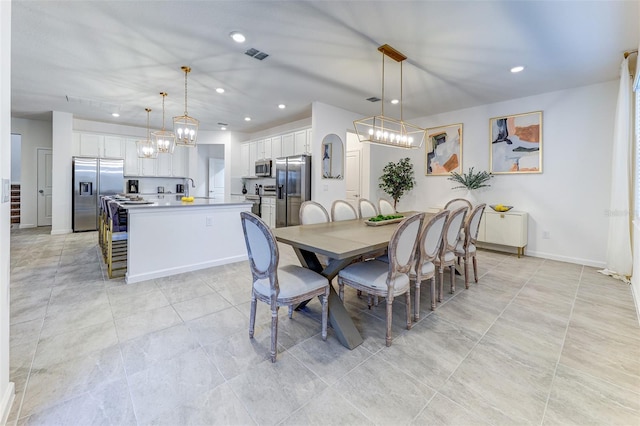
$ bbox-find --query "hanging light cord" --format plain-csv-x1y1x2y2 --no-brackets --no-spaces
160,92,167,130
182,66,191,116
145,108,151,140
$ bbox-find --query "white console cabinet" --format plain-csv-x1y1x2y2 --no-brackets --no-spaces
477,210,528,257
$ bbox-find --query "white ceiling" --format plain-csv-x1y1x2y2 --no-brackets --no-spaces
10,0,639,134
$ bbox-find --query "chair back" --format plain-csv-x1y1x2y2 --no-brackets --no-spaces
379,198,396,215
387,213,425,276
418,209,449,265
464,203,486,247
441,206,467,255
358,199,378,218
299,201,330,225
240,212,279,292
331,200,358,222
444,198,472,212
107,200,127,232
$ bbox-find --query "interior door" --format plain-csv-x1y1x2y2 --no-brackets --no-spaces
208,157,225,198
345,150,361,203
37,148,53,226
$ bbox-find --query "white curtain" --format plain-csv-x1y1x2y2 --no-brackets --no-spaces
601,58,633,282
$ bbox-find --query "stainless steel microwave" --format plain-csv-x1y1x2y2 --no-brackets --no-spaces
255,159,272,177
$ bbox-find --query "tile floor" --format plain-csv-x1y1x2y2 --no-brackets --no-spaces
6,226,640,425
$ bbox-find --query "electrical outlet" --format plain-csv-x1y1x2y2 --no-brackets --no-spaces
543,231,550,239
206,216,213,226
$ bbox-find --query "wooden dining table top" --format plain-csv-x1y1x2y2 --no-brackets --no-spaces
272,211,429,260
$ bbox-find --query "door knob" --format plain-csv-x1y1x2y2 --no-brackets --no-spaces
39,189,44,194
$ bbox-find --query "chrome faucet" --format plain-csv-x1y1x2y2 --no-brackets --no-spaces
185,178,195,197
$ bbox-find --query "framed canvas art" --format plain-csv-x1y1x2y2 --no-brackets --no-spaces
490,111,542,174
425,123,462,176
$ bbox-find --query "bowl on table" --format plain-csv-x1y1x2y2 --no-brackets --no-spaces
490,204,513,212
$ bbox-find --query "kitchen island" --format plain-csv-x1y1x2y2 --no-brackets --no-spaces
120,195,252,284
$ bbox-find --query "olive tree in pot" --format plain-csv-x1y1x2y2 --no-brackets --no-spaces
379,157,416,209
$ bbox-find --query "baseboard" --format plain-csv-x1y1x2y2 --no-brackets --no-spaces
125,254,248,284
0,381,15,426
18,224,36,229
50,228,72,235
631,279,640,327
525,250,606,269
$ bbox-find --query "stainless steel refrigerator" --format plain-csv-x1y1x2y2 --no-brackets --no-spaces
72,157,124,232
275,155,311,227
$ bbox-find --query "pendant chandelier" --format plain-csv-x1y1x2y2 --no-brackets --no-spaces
152,92,176,154
354,44,424,149
173,66,199,147
136,108,158,159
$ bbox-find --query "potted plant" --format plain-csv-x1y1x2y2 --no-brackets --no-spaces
448,167,493,190
379,157,416,209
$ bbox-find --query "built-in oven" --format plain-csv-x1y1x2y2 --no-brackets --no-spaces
245,194,261,217
255,159,272,177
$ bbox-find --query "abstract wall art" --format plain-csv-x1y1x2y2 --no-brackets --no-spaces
490,111,542,174
425,123,462,176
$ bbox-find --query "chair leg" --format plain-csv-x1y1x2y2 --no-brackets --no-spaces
450,265,456,293
405,291,412,330
270,306,279,363
338,279,344,301
438,268,444,302
385,296,393,347
472,255,478,283
249,293,257,338
368,294,373,309
464,257,470,289
321,287,329,341
288,305,294,319
414,276,421,321
430,276,437,310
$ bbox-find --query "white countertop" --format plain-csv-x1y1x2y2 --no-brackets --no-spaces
117,195,251,209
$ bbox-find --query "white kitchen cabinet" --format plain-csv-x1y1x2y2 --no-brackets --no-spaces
306,128,313,155
263,138,272,160
281,133,294,157
256,139,265,160
294,130,308,155
156,153,172,177
73,132,124,158
124,138,140,176
270,136,282,160
240,143,251,177
140,157,156,176
248,141,257,175
477,210,528,257
172,146,188,177
103,135,124,158
262,197,275,228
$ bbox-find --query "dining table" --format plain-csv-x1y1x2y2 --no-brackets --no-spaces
272,211,429,349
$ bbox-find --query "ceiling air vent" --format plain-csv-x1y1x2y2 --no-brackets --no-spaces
245,48,269,61
366,97,381,102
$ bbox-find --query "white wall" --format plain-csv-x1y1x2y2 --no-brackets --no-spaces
311,102,363,211
51,112,73,234
0,1,14,422
10,134,20,183
11,117,52,228
366,80,617,267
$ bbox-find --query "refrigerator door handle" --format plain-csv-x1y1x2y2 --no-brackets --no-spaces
277,184,284,199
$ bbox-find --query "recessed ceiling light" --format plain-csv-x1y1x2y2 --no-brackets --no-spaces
215,88,225,94
244,117,251,121
278,104,286,109
229,31,246,43
111,113,120,117
390,99,399,105
220,126,227,131
510,66,525,73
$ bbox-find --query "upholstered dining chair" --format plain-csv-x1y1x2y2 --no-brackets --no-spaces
331,200,358,221
413,209,449,317
358,198,378,218
240,211,329,362
337,212,425,346
444,198,472,212
433,206,467,301
299,201,330,225
378,198,396,216
455,203,486,289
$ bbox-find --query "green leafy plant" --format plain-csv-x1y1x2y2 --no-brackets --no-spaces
379,157,415,208
448,167,493,190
